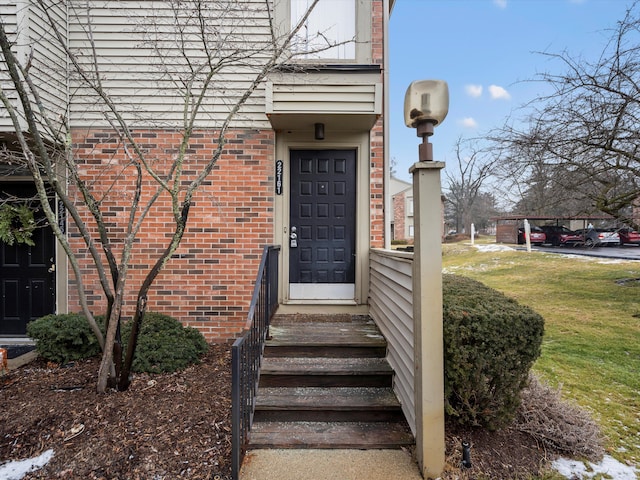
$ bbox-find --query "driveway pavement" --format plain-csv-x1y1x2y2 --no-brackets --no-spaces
526,245,640,261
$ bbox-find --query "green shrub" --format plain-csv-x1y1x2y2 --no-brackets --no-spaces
27,312,208,373
120,312,208,373
443,274,544,429
27,313,102,363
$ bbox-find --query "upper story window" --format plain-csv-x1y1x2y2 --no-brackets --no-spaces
290,0,356,60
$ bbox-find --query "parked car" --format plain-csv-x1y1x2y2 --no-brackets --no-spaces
540,225,583,246
517,225,546,246
617,227,640,246
574,228,620,247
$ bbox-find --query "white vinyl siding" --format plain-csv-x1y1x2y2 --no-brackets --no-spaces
1,1,67,134
0,3,20,130
68,1,275,129
369,249,416,435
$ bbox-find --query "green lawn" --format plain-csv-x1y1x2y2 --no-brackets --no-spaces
442,241,640,468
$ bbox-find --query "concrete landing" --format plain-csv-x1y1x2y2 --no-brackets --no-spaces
240,449,423,480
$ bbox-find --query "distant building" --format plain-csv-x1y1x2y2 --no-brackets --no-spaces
390,177,413,242
390,176,445,243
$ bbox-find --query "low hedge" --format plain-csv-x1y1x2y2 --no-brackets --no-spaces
120,312,208,373
443,274,545,429
28,312,208,373
27,313,103,364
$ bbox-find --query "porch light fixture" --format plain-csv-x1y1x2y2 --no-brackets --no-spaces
404,80,449,161
314,122,325,140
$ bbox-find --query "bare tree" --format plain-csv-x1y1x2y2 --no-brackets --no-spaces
0,0,337,392
445,138,497,234
492,2,640,228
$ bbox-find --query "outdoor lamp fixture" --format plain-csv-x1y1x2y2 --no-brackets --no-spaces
314,122,325,140
404,79,449,161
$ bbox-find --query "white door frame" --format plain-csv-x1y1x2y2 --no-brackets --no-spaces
274,131,371,306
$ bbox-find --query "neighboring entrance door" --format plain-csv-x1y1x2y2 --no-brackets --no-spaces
0,183,56,335
289,149,356,300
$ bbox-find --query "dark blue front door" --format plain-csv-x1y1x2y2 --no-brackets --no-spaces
289,149,356,286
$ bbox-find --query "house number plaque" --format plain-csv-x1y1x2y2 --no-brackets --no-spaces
275,159,283,195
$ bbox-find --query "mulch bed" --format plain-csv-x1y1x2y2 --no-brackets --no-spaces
1,344,555,479
1,344,233,479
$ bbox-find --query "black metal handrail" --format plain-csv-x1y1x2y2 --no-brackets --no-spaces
231,245,280,479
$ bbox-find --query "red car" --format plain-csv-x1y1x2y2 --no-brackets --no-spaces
540,225,583,246
517,226,546,246
617,227,640,245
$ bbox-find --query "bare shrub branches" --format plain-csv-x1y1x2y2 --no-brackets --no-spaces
516,374,605,461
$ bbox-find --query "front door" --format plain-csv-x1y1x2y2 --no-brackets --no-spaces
0,183,56,335
289,149,356,300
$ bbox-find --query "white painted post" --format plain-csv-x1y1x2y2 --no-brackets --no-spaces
411,161,445,479
471,223,475,245
524,218,531,252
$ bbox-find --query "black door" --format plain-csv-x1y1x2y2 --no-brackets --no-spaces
289,149,356,284
0,183,56,335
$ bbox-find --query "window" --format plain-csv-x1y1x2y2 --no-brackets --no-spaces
407,196,414,216
290,0,356,60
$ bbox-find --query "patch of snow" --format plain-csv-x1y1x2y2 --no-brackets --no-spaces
597,259,628,264
552,253,590,260
474,244,515,252
552,455,639,480
0,450,54,480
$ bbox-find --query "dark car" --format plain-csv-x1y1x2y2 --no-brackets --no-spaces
617,227,640,246
540,225,583,246
517,225,546,246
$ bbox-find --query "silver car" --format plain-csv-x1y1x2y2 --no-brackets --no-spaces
575,228,620,247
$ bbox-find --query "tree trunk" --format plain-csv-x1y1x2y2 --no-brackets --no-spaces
118,297,147,391
97,297,124,393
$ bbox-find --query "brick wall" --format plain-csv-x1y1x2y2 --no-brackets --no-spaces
370,118,385,248
393,191,406,241
369,0,385,248
69,128,275,340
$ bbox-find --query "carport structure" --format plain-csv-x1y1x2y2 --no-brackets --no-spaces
495,215,616,245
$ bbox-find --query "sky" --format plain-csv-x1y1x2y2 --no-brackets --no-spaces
389,0,637,182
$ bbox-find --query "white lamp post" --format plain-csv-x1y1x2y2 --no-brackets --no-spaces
405,79,448,479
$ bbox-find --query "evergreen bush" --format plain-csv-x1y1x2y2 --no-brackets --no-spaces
120,312,208,373
443,274,544,429
28,312,208,373
27,313,102,363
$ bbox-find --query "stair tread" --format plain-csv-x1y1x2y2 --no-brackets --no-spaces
261,357,392,375
251,316,413,450
256,387,401,409
266,323,386,347
249,421,414,449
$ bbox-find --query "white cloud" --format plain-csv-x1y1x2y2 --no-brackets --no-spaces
488,84,511,100
459,117,478,129
493,0,507,8
465,84,483,98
